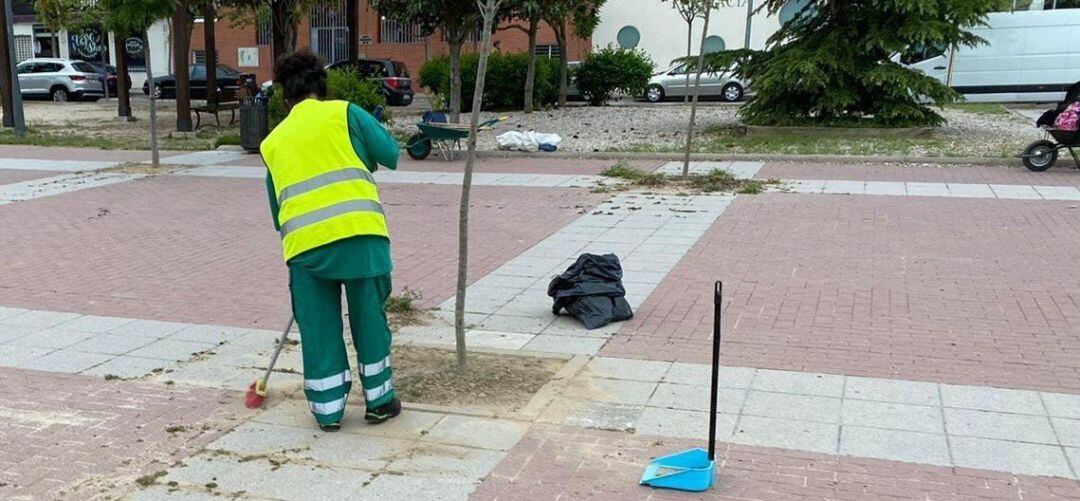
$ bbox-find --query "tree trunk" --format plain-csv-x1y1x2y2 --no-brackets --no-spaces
173,1,193,132
523,17,538,113
100,32,109,100
682,5,712,177
448,32,463,123
203,3,218,108
114,33,131,118
684,19,692,103
0,1,14,128
271,1,297,62
346,0,359,65
554,20,567,108
145,34,160,167
456,0,501,372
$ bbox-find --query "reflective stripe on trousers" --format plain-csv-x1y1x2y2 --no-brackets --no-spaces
309,394,348,415
361,356,391,377
304,369,352,392
279,199,385,238
277,167,376,205
364,379,393,402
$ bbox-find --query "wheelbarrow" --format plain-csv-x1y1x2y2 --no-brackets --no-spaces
405,114,506,161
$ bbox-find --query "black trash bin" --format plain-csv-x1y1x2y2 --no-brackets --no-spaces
239,96,269,152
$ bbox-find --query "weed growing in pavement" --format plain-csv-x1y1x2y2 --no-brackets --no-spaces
386,287,430,329
601,161,780,194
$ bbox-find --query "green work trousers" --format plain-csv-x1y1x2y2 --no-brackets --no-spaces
289,267,395,425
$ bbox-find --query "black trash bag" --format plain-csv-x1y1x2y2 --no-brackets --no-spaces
548,253,634,330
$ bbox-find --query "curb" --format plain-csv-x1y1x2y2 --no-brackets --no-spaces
473,150,1018,167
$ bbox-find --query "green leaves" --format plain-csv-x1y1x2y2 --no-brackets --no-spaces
575,45,654,105
100,0,176,34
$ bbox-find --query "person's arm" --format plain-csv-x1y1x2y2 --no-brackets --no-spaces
266,172,281,232
347,103,399,171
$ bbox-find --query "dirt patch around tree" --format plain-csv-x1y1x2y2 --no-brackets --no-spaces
391,345,563,413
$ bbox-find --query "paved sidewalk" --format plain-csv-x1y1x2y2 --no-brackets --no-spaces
782,178,1080,200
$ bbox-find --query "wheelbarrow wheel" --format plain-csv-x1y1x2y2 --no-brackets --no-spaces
1022,140,1058,172
406,133,432,160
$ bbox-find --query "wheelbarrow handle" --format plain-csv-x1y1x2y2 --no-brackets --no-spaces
708,281,722,462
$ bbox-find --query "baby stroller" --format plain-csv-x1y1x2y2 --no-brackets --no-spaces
1021,81,1080,171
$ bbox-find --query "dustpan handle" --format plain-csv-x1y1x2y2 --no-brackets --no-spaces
708,281,722,462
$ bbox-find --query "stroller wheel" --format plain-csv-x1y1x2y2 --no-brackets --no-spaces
1022,140,1058,172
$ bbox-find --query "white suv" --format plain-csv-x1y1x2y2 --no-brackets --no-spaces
15,58,105,102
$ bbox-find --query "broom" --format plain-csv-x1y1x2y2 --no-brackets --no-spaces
244,315,294,409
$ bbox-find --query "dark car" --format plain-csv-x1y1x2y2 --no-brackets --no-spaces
142,64,248,99
84,61,131,97
327,59,414,106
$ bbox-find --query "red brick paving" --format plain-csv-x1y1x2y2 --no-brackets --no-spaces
0,367,239,500
221,155,657,175
758,161,1080,185
605,193,1080,393
474,424,1080,500
0,169,56,185
0,175,603,328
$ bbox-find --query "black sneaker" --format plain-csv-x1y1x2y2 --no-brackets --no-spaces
364,397,402,424
319,422,341,432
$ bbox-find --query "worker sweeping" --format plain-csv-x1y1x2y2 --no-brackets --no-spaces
259,51,401,431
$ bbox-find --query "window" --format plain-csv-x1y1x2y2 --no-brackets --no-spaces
616,25,640,49
534,44,561,57
702,35,725,53
71,62,99,73
257,14,272,45
779,0,812,24
900,42,946,65
14,35,33,62
380,16,425,44
193,50,219,64
16,62,35,74
38,62,63,73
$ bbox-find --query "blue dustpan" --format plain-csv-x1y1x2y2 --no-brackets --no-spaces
639,447,715,491
640,282,724,493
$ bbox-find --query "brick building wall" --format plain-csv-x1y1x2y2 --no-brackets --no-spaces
190,3,591,87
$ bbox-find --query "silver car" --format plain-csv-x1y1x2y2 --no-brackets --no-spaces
15,58,105,102
644,63,747,103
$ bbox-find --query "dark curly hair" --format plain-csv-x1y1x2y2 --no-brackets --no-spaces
273,51,328,102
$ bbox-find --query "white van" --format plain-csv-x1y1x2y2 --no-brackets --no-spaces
903,3,1080,103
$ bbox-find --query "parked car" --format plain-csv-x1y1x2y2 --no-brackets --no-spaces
327,59,415,106
14,58,105,102
143,64,246,99
84,61,131,97
644,63,748,103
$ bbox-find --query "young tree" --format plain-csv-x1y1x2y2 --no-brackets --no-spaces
454,0,501,371
172,0,194,131
541,0,603,108
102,0,176,166
113,32,132,118
202,1,218,107
695,0,999,127
665,0,704,102
680,1,714,177
372,0,480,122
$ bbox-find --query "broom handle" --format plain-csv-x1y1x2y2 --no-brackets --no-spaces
708,281,722,462
261,315,294,386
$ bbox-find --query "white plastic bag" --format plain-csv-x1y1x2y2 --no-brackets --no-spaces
496,131,562,152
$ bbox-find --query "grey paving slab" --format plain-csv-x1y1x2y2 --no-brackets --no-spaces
126,486,222,500
1034,185,1080,200
863,181,908,196
67,332,156,355
82,355,173,379
742,391,842,423
840,427,950,466
126,339,217,361
522,334,606,355
949,436,1074,479
587,357,671,382
386,442,505,483
732,415,839,454
0,344,52,366
586,378,659,406
841,400,943,433
463,330,535,350
1052,417,1080,448
0,158,118,172
664,363,755,388
941,384,1045,414
206,421,319,455
421,415,529,451
944,183,997,198
0,325,36,344
562,402,643,432
0,306,28,320
636,407,737,440
751,369,844,397
359,473,477,501
162,150,248,165
822,180,866,194
17,349,111,373
785,180,825,193
108,319,189,338
990,184,1043,199
945,408,1057,444
303,433,413,471
648,383,745,414
165,455,373,500
1,310,82,328
53,315,135,333
4,329,94,350
906,182,951,197
844,376,940,406
1043,392,1080,419
341,409,446,440
168,324,250,344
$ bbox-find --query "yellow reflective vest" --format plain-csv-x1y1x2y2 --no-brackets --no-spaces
260,99,389,262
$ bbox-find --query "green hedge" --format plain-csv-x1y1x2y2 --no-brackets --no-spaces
575,45,654,105
269,69,389,128
418,52,560,112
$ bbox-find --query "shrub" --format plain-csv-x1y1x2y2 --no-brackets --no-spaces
575,45,654,106
418,52,560,111
268,69,389,128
